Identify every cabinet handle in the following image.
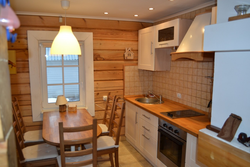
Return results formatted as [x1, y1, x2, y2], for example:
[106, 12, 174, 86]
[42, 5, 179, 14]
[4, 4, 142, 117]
[143, 114, 150, 120]
[142, 134, 150, 140]
[160, 43, 168, 46]
[142, 126, 150, 132]
[135, 112, 138, 124]
[151, 42, 153, 54]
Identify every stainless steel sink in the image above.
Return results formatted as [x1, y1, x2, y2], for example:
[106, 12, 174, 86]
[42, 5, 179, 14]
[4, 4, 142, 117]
[135, 97, 164, 104]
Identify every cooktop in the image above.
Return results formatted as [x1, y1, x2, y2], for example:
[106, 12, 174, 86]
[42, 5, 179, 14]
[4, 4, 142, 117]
[161, 109, 205, 119]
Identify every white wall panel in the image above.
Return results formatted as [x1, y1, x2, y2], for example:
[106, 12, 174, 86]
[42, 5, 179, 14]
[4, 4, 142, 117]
[212, 52, 250, 136]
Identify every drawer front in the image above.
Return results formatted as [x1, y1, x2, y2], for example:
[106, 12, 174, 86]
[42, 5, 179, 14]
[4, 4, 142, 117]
[139, 108, 158, 127]
[139, 126, 157, 165]
[139, 118, 158, 139]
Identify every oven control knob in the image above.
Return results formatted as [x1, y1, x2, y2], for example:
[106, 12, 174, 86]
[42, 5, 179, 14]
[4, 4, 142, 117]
[174, 130, 179, 134]
[168, 126, 173, 131]
[163, 123, 168, 128]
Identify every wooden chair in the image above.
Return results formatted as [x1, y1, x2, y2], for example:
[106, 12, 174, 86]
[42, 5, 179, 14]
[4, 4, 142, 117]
[85, 97, 125, 167]
[57, 119, 98, 167]
[12, 97, 44, 146]
[12, 112, 58, 167]
[98, 93, 117, 136]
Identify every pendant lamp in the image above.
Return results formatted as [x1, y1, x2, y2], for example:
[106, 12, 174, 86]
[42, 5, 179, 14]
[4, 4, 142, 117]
[50, 0, 81, 55]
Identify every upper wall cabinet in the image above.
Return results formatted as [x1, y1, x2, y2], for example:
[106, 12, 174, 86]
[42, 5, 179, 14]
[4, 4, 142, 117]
[138, 26, 155, 71]
[138, 26, 172, 71]
[155, 18, 192, 48]
[138, 18, 192, 71]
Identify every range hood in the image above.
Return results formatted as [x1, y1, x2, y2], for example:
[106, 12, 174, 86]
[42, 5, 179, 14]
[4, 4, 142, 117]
[171, 12, 215, 61]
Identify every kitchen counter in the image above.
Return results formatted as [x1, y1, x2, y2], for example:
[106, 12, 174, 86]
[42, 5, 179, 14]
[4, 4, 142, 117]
[124, 95, 210, 137]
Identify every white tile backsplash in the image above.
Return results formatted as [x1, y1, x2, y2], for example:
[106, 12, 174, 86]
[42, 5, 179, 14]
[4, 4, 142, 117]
[124, 60, 214, 112]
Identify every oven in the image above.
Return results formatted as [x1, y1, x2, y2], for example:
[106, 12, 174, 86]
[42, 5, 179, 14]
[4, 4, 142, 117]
[157, 119, 187, 167]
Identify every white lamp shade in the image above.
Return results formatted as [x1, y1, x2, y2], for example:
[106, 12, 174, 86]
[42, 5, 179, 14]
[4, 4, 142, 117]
[56, 95, 68, 105]
[50, 25, 81, 55]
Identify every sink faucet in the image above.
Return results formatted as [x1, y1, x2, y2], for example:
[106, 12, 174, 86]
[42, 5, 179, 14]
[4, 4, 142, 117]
[148, 91, 162, 103]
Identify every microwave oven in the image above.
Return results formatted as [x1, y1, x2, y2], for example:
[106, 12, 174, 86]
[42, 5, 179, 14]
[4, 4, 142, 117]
[155, 18, 192, 48]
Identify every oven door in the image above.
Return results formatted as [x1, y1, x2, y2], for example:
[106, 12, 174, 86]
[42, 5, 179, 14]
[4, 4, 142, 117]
[157, 128, 186, 167]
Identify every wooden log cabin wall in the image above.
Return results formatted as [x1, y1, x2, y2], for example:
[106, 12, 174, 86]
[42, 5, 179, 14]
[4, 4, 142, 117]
[8, 15, 152, 132]
[8, 5, 214, 132]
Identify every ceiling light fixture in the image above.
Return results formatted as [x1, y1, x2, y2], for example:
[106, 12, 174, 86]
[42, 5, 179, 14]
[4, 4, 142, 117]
[104, 12, 108, 14]
[50, 0, 81, 55]
[134, 14, 138, 17]
[149, 8, 154, 11]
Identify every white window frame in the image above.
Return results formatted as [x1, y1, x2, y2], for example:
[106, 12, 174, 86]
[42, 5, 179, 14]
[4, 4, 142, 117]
[39, 42, 85, 110]
[28, 31, 94, 121]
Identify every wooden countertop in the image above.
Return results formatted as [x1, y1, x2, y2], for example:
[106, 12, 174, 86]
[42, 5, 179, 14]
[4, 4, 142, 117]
[124, 95, 210, 137]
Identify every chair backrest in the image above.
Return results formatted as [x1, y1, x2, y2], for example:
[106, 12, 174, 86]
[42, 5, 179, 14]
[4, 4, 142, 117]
[59, 119, 98, 167]
[102, 93, 117, 132]
[109, 97, 125, 146]
[12, 112, 25, 161]
[12, 97, 26, 135]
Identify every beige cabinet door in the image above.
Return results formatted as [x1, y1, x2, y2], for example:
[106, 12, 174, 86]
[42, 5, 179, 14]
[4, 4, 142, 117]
[138, 26, 155, 71]
[125, 102, 140, 146]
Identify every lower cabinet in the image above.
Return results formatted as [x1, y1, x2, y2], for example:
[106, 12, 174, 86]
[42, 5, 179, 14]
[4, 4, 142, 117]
[125, 101, 158, 166]
[138, 117, 158, 165]
[125, 102, 140, 146]
[125, 101, 205, 167]
[185, 133, 206, 167]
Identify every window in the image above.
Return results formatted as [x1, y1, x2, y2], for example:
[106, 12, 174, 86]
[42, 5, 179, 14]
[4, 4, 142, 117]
[40, 43, 85, 110]
[28, 31, 94, 121]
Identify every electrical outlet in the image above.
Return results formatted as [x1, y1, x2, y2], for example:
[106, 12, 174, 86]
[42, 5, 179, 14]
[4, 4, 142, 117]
[177, 93, 182, 99]
[103, 96, 107, 101]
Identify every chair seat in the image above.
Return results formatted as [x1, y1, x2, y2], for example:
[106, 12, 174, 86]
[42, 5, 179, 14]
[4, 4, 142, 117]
[22, 143, 58, 162]
[84, 136, 119, 151]
[57, 154, 93, 167]
[24, 130, 44, 143]
[98, 124, 109, 134]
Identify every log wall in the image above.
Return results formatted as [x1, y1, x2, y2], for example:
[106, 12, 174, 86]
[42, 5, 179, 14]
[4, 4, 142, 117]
[9, 15, 149, 131]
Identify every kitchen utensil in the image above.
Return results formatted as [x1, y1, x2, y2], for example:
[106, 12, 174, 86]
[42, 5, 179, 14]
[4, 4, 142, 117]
[217, 113, 242, 142]
[206, 125, 221, 133]
[237, 132, 250, 147]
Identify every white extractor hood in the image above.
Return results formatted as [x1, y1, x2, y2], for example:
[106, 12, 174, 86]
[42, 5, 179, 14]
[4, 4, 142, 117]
[171, 11, 216, 61]
[178, 12, 211, 52]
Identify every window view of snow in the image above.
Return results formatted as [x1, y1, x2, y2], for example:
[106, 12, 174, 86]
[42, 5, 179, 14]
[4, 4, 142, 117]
[45, 48, 80, 103]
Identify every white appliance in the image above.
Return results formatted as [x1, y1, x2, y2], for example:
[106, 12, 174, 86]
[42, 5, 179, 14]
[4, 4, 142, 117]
[176, 13, 211, 52]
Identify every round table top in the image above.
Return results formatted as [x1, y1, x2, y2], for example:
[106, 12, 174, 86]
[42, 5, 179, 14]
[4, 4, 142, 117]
[42, 109, 102, 146]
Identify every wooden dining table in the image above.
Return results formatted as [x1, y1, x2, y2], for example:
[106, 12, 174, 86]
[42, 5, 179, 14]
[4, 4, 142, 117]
[42, 109, 102, 146]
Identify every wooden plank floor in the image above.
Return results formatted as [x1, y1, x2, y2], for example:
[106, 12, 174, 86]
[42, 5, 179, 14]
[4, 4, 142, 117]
[22, 137, 153, 167]
[98, 137, 153, 167]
